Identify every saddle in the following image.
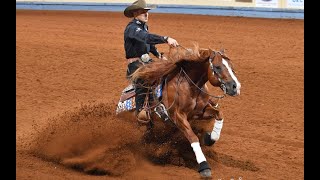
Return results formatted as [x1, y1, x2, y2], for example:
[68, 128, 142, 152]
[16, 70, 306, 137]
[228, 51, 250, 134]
[116, 81, 171, 122]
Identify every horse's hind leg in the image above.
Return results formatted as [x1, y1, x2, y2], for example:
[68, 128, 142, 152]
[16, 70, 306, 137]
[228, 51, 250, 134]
[175, 111, 211, 178]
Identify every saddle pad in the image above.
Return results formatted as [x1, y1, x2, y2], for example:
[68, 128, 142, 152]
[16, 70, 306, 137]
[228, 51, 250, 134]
[120, 91, 135, 102]
[116, 96, 135, 114]
[155, 84, 162, 98]
[122, 84, 135, 93]
[116, 83, 163, 115]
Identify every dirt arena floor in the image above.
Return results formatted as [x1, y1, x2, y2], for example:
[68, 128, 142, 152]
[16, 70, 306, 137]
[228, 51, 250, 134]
[16, 10, 304, 179]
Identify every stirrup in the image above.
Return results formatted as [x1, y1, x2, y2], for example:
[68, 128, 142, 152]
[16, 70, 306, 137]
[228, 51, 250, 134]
[154, 103, 170, 122]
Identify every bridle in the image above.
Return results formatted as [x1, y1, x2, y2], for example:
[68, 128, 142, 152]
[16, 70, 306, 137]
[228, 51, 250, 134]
[144, 47, 227, 123]
[175, 45, 227, 99]
[208, 50, 227, 94]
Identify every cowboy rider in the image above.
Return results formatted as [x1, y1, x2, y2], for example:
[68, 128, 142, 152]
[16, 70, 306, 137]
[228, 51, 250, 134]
[123, 0, 179, 122]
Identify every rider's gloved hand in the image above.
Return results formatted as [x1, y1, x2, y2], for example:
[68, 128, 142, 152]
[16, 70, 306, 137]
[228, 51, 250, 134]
[167, 37, 179, 47]
[164, 36, 179, 47]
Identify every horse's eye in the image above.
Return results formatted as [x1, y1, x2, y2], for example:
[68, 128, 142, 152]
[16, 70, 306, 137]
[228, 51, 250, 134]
[215, 66, 221, 70]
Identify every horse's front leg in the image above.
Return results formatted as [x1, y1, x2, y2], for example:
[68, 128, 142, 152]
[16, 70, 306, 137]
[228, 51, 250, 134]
[193, 84, 219, 119]
[203, 100, 224, 146]
[175, 110, 211, 178]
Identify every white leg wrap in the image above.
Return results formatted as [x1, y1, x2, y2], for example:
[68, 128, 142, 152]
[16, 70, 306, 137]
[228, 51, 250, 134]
[210, 119, 223, 141]
[191, 142, 206, 164]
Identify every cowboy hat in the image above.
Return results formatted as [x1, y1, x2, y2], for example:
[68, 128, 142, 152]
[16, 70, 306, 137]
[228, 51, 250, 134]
[124, 0, 155, 18]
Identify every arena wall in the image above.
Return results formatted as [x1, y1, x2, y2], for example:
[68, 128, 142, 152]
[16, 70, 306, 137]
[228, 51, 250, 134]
[16, 0, 304, 19]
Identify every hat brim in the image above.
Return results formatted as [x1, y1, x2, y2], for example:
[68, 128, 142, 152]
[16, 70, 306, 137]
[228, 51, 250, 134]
[124, 5, 153, 18]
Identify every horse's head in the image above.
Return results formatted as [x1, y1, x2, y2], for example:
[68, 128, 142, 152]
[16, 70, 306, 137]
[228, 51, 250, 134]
[205, 49, 241, 96]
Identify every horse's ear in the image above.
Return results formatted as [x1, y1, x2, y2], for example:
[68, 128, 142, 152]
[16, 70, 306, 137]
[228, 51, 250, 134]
[220, 48, 225, 54]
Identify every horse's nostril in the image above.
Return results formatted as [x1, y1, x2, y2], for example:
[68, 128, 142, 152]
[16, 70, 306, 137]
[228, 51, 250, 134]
[233, 84, 237, 90]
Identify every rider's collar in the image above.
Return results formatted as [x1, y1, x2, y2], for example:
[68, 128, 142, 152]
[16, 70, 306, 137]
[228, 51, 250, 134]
[133, 18, 145, 25]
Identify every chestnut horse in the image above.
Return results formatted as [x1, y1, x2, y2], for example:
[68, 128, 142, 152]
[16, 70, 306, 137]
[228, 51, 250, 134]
[121, 45, 241, 178]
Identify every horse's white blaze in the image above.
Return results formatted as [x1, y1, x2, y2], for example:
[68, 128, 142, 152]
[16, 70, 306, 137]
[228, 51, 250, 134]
[210, 119, 223, 141]
[191, 142, 206, 164]
[222, 58, 241, 95]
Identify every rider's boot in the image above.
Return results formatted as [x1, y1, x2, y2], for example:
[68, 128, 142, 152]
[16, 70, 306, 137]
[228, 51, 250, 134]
[137, 109, 148, 122]
[135, 93, 150, 123]
[135, 79, 150, 123]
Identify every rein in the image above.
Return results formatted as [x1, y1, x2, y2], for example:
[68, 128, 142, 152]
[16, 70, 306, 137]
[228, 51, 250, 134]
[142, 45, 226, 122]
[178, 45, 226, 99]
[180, 68, 225, 99]
[151, 65, 225, 113]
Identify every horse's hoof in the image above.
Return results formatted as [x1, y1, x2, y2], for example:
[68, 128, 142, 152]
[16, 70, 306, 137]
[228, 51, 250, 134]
[198, 161, 211, 178]
[199, 169, 212, 178]
[204, 132, 216, 146]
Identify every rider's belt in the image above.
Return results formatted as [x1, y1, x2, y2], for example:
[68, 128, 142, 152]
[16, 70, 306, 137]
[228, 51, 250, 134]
[127, 57, 140, 64]
[140, 54, 151, 63]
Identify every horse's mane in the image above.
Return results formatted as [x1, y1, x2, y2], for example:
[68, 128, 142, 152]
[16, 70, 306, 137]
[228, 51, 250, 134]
[130, 43, 212, 84]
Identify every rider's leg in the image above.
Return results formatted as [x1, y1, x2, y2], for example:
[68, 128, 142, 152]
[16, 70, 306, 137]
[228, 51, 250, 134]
[126, 61, 149, 121]
[135, 78, 148, 121]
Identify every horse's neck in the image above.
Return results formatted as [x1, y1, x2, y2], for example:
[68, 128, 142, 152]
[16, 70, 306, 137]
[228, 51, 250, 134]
[183, 62, 208, 88]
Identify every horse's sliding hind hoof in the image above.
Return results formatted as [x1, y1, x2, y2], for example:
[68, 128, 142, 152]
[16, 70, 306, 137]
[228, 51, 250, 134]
[204, 132, 216, 146]
[199, 161, 212, 178]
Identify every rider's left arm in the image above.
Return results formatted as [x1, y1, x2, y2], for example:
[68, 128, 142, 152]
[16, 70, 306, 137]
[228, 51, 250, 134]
[150, 44, 160, 58]
[150, 46, 167, 60]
